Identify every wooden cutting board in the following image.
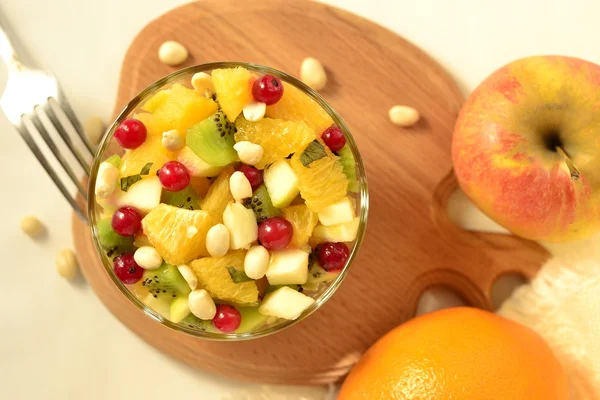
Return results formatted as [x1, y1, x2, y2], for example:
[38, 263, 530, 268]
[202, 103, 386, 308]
[72, 0, 550, 384]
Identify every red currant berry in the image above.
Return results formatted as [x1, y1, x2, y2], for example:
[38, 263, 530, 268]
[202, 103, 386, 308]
[238, 164, 263, 191]
[321, 126, 346, 152]
[258, 217, 293, 250]
[317, 242, 350, 272]
[158, 161, 190, 192]
[114, 119, 147, 149]
[252, 74, 284, 105]
[212, 304, 241, 333]
[111, 206, 142, 236]
[113, 254, 144, 284]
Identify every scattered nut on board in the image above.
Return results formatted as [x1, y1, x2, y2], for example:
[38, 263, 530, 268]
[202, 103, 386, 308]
[84, 116, 105, 145]
[300, 57, 327, 90]
[389, 105, 420, 127]
[20, 215, 44, 238]
[56, 249, 79, 280]
[158, 41, 189, 66]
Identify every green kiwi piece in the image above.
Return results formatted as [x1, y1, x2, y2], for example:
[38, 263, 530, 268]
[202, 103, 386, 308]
[338, 145, 359, 193]
[303, 262, 339, 291]
[141, 263, 191, 300]
[180, 314, 218, 332]
[243, 185, 281, 223]
[105, 154, 121, 168]
[235, 306, 270, 333]
[97, 218, 135, 259]
[161, 186, 201, 210]
[186, 110, 237, 167]
[142, 293, 171, 319]
[170, 296, 191, 323]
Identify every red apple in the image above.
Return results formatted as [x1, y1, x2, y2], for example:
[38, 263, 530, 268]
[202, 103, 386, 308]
[452, 55, 600, 242]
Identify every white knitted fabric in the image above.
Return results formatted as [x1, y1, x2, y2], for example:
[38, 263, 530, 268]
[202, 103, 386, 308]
[498, 253, 600, 400]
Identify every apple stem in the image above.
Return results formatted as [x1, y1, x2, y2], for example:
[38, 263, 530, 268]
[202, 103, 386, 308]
[556, 146, 580, 181]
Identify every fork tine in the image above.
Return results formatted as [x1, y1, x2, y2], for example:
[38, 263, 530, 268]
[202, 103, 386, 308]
[28, 110, 88, 200]
[54, 91, 95, 156]
[42, 101, 91, 176]
[15, 121, 88, 222]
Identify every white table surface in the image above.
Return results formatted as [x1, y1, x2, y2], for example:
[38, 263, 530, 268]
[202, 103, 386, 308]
[2, 1, 599, 399]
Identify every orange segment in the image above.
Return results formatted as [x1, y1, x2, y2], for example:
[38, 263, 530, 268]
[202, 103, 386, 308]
[119, 135, 173, 177]
[266, 82, 334, 134]
[200, 166, 235, 221]
[141, 204, 212, 265]
[290, 139, 348, 212]
[212, 67, 253, 122]
[282, 204, 318, 248]
[235, 118, 316, 169]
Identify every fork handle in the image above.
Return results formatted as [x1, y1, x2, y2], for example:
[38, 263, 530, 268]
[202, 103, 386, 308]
[0, 14, 23, 68]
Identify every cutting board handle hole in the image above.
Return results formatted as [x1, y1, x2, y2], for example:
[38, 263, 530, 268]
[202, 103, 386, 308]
[491, 273, 529, 310]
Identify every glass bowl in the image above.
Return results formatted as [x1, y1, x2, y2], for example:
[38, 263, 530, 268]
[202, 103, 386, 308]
[88, 62, 368, 340]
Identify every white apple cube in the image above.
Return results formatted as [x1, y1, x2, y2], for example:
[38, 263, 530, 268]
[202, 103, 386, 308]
[118, 176, 162, 215]
[266, 249, 309, 285]
[258, 286, 315, 320]
[318, 196, 355, 226]
[313, 217, 360, 243]
[222, 202, 258, 250]
[264, 159, 299, 208]
[177, 146, 223, 177]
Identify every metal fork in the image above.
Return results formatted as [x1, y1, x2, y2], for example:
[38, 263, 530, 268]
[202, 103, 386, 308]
[0, 14, 93, 222]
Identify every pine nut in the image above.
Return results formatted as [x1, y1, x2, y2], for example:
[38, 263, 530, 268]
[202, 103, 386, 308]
[233, 141, 264, 166]
[20, 215, 44, 238]
[244, 245, 269, 280]
[133, 246, 163, 270]
[389, 105, 420, 127]
[188, 289, 217, 320]
[206, 223, 230, 257]
[177, 264, 198, 290]
[158, 41, 189, 66]
[56, 249, 78, 280]
[300, 57, 327, 90]
[242, 101, 266, 121]
[162, 129, 185, 151]
[84, 116, 105, 145]
[229, 171, 253, 202]
[191, 72, 214, 98]
[95, 161, 119, 199]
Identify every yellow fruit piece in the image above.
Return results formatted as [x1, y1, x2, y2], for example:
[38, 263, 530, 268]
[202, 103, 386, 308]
[133, 233, 152, 248]
[212, 67, 253, 122]
[133, 113, 161, 136]
[290, 140, 349, 211]
[189, 251, 258, 305]
[120, 135, 173, 177]
[266, 83, 334, 134]
[142, 204, 212, 265]
[143, 84, 218, 135]
[190, 176, 212, 198]
[235, 118, 316, 169]
[282, 204, 318, 248]
[200, 166, 235, 220]
[141, 90, 170, 113]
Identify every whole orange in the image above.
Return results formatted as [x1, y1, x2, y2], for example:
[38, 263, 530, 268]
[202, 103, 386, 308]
[339, 307, 568, 400]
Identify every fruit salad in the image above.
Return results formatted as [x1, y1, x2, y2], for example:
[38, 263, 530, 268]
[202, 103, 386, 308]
[92, 65, 363, 336]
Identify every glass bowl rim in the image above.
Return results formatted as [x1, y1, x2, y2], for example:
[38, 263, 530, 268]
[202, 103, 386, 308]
[87, 61, 369, 341]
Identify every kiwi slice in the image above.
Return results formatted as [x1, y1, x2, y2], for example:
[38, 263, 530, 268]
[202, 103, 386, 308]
[303, 262, 339, 291]
[161, 186, 201, 210]
[142, 293, 171, 319]
[338, 145, 359, 193]
[105, 154, 122, 168]
[170, 295, 191, 323]
[97, 217, 135, 259]
[235, 306, 270, 333]
[243, 185, 281, 223]
[180, 314, 218, 332]
[141, 263, 191, 300]
[186, 110, 237, 167]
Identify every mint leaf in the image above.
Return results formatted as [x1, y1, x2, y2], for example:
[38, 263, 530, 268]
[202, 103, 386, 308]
[140, 162, 153, 176]
[299, 140, 326, 167]
[227, 266, 253, 283]
[120, 163, 154, 192]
